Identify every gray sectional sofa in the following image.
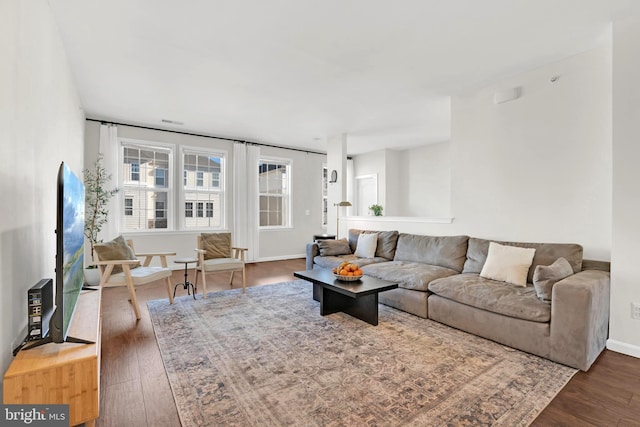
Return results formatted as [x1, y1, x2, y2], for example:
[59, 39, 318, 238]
[305, 229, 610, 371]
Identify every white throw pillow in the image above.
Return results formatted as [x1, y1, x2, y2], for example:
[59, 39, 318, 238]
[480, 242, 536, 287]
[354, 233, 378, 258]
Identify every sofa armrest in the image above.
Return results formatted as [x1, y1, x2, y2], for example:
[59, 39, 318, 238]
[550, 270, 610, 371]
[306, 242, 319, 270]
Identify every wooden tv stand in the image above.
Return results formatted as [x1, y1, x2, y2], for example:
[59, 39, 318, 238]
[3, 289, 102, 427]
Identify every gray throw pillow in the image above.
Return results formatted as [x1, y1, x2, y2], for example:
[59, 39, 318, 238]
[93, 235, 138, 274]
[533, 257, 574, 302]
[317, 238, 352, 256]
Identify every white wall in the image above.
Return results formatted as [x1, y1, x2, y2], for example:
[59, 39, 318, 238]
[384, 150, 403, 216]
[346, 46, 612, 262]
[85, 121, 327, 262]
[0, 0, 85, 397]
[353, 149, 386, 213]
[398, 142, 451, 217]
[258, 145, 327, 260]
[353, 144, 451, 218]
[326, 134, 348, 236]
[610, 16, 640, 357]
[450, 46, 612, 260]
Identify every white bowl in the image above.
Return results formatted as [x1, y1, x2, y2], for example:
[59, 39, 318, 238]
[334, 274, 363, 282]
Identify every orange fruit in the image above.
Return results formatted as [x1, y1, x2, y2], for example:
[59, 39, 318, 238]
[354, 269, 363, 276]
[346, 272, 354, 276]
[339, 269, 349, 275]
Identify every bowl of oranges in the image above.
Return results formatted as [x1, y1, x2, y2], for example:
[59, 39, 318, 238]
[332, 262, 364, 281]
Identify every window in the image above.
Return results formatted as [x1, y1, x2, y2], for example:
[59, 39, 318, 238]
[130, 162, 140, 181]
[122, 143, 172, 230]
[322, 166, 328, 226]
[155, 201, 165, 218]
[155, 169, 166, 186]
[183, 150, 225, 228]
[119, 143, 228, 231]
[258, 158, 291, 227]
[124, 198, 133, 216]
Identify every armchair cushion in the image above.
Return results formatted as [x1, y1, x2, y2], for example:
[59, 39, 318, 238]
[200, 258, 244, 272]
[94, 235, 138, 274]
[101, 266, 171, 286]
[202, 233, 232, 260]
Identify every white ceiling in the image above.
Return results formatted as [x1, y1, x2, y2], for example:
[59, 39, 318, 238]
[49, 0, 635, 155]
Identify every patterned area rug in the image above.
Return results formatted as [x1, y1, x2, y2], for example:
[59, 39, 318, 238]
[147, 280, 576, 427]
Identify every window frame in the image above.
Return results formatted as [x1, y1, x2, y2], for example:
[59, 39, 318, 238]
[129, 162, 140, 182]
[124, 197, 133, 216]
[119, 138, 175, 232]
[258, 156, 293, 229]
[180, 146, 227, 231]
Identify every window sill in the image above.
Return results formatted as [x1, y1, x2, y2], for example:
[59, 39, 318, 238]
[259, 226, 294, 232]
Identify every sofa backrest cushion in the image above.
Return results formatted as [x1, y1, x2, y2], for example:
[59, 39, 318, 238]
[348, 229, 399, 260]
[462, 237, 583, 283]
[317, 238, 352, 256]
[393, 234, 469, 272]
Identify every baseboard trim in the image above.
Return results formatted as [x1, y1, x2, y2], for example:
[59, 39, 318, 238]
[606, 339, 640, 359]
[256, 254, 305, 263]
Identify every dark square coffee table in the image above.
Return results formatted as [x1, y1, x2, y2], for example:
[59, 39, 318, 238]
[294, 269, 398, 326]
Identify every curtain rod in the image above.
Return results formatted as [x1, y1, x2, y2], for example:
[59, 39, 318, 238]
[86, 118, 328, 156]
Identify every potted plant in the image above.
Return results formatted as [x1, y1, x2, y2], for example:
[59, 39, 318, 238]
[369, 204, 383, 216]
[83, 153, 118, 285]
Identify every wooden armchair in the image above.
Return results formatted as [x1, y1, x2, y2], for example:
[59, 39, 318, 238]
[194, 233, 247, 298]
[94, 237, 175, 320]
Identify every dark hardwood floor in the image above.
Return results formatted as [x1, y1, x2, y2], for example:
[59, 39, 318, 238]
[97, 258, 640, 426]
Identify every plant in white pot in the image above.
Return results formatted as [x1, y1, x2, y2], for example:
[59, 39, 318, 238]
[369, 204, 383, 216]
[83, 153, 118, 285]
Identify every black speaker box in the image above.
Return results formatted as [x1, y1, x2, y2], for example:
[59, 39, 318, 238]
[27, 278, 53, 341]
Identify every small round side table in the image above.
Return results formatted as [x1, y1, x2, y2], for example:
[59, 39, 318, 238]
[173, 257, 198, 300]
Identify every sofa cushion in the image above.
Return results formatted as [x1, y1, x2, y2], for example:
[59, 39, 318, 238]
[362, 261, 459, 292]
[313, 255, 388, 270]
[462, 238, 583, 284]
[348, 229, 399, 260]
[354, 233, 378, 258]
[533, 257, 574, 301]
[317, 238, 351, 256]
[393, 234, 469, 272]
[480, 242, 536, 287]
[428, 273, 551, 323]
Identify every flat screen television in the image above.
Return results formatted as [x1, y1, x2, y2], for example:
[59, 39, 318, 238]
[24, 162, 93, 349]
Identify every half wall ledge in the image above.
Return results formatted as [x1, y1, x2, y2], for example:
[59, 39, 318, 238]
[344, 216, 454, 224]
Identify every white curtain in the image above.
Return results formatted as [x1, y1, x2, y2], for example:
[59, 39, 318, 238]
[232, 143, 248, 255]
[232, 143, 260, 262]
[98, 123, 121, 240]
[246, 144, 260, 262]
